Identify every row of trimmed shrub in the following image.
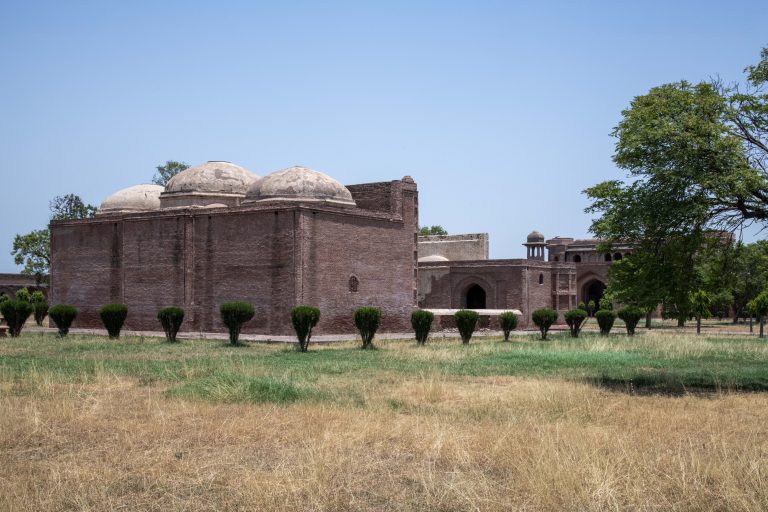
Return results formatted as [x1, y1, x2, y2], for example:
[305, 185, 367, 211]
[531, 305, 645, 340]
[2, 298, 644, 347]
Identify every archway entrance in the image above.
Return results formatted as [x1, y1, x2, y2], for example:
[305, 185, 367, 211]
[466, 284, 486, 309]
[583, 280, 606, 307]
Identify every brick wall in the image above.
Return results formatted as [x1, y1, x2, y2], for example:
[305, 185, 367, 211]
[50, 179, 418, 335]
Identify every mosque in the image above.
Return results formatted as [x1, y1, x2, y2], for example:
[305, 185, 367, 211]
[49, 161, 625, 334]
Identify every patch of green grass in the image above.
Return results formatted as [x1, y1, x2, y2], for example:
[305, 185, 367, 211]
[166, 374, 315, 404]
[2, 331, 768, 396]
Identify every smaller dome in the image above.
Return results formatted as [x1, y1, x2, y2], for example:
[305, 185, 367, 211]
[245, 166, 356, 207]
[97, 184, 164, 215]
[418, 254, 449, 263]
[527, 230, 545, 243]
[165, 161, 258, 195]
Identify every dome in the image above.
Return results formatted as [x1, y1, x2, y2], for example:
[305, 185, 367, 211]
[97, 184, 164, 215]
[165, 161, 258, 195]
[245, 166, 356, 207]
[418, 254, 449, 263]
[526, 230, 545, 243]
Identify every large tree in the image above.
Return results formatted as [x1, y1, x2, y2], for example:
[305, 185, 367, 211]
[11, 194, 97, 282]
[585, 48, 768, 320]
[152, 160, 189, 186]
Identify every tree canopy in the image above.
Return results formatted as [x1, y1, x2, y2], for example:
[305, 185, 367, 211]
[585, 47, 768, 319]
[418, 225, 448, 236]
[152, 160, 189, 186]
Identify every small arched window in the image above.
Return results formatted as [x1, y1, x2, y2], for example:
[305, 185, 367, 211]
[554, 256, 559, 262]
[538, 273, 544, 285]
[349, 275, 359, 292]
[604, 253, 612, 262]
[574, 255, 582, 263]
[613, 253, 623, 261]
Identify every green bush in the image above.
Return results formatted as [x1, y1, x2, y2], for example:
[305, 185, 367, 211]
[0, 293, 8, 304]
[291, 305, 321, 352]
[33, 301, 49, 326]
[410, 309, 434, 345]
[15, 288, 31, 303]
[617, 305, 644, 336]
[587, 300, 596, 316]
[564, 308, 588, 337]
[354, 307, 381, 349]
[499, 311, 518, 341]
[157, 307, 185, 342]
[532, 308, 558, 340]
[454, 309, 479, 344]
[48, 304, 78, 337]
[599, 296, 613, 311]
[0, 299, 33, 337]
[30, 290, 45, 303]
[578, 301, 586, 311]
[595, 309, 616, 335]
[220, 301, 255, 345]
[99, 303, 128, 339]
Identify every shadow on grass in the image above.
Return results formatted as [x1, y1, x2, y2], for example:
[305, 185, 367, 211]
[592, 368, 768, 395]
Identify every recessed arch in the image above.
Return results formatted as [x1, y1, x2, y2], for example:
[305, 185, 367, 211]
[613, 252, 623, 261]
[465, 284, 487, 309]
[581, 279, 606, 307]
[604, 253, 612, 262]
[573, 255, 582, 263]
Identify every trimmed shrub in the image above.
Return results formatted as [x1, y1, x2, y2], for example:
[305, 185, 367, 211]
[410, 309, 434, 346]
[0, 293, 8, 304]
[291, 305, 321, 352]
[564, 308, 588, 337]
[99, 303, 128, 339]
[617, 305, 643, 336]
[454, 309, 479, 344]
[354, 307, 381, 349]
[599, 296, 613, 311]
[578, 301, 586, 311]
[48, 304, 78, 337]
[220, 301, 255, 345]
[157, 307, 185, 342]
[587, 300, 596, 316]
[33, 301, 49, 326]
[30, 290, 45, 303]
[595, 309, 616, 335]
[499, 311, 518, 341]
[0, 299, 33, 337]
[15, 288, 31, 303]
[532, 308, 558, 341]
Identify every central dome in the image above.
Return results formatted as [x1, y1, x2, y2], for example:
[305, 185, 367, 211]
[245, 166, 356, 207]
[160, 161, 259, 208]
[165, 161, 257, 195]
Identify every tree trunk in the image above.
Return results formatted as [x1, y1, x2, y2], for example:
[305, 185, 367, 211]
[750, 317, 754, 333]
[677, 317, 685, 328]
[760, 318, 764, 339]
[645, 312, 652, 329]
[696, 317, 701, 335]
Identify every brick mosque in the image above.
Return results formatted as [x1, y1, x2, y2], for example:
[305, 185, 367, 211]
[50, 161, 628, 334]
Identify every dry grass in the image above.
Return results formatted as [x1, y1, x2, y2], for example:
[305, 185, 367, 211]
[2, 367, 767, 511]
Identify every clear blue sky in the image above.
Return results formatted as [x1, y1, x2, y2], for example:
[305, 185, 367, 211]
[1, 1, 766, 272]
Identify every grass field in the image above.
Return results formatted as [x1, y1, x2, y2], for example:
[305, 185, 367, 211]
[2, 330, 767, 511]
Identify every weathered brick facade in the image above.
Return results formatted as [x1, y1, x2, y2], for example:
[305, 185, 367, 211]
[50, 178, 418, 335]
